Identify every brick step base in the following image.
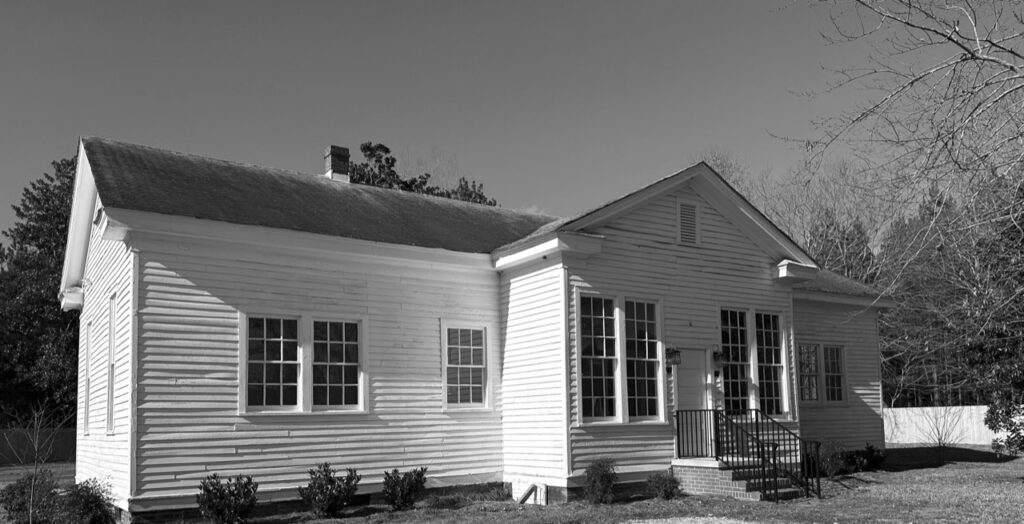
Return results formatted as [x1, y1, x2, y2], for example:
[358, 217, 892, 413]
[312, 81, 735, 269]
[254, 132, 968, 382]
[672, 462, 810, 502]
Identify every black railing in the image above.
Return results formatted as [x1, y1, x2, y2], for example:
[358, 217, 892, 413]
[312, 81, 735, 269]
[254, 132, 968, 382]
[714, 410, 779, 501]
[674, 408, 822, 499]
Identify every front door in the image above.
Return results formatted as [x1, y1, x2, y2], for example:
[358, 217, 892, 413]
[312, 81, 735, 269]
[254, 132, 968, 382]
[675, 348, 711, 456]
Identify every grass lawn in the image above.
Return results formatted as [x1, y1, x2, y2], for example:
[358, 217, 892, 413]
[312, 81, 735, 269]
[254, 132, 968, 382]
[3, 446, 1021, 523]
[258, 446, 1023, 524]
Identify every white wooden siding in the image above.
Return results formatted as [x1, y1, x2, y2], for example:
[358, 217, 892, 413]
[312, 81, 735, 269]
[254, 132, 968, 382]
[566, 185, 795, 478]
[76, 201, 134, 507]
[499, 260, 568, 482]
[793, 300, 884, 448]
[129, 233, 503, 509]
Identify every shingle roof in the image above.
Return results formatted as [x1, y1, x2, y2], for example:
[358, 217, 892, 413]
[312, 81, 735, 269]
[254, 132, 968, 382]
[793, 269, 882, 298]
[82, 137, 559, 254]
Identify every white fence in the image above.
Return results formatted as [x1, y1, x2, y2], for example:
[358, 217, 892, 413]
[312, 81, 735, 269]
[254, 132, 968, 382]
[883, 405, 1003, 446]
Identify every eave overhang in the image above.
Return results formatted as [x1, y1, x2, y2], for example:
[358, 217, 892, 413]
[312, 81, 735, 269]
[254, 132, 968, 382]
[793, 289, 896, 309]
[59, 140, 98, 311]
[492, 232, 603, 271]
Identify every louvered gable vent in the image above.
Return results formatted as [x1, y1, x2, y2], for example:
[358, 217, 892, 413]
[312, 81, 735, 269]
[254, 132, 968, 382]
[678, 200, 699, 245]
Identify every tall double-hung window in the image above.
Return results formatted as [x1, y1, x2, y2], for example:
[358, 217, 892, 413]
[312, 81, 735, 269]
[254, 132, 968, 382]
[243, 314, 364, 413]
[720, 309, 787, 415]
[579, 294, 664, 423]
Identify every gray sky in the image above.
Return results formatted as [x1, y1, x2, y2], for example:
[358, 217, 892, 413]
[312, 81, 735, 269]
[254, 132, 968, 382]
[0, 0, 861, 234]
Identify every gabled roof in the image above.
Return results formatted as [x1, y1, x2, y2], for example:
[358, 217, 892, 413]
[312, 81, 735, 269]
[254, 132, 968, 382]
[81, 137, 559, 254]
[494, 162, 818, 267]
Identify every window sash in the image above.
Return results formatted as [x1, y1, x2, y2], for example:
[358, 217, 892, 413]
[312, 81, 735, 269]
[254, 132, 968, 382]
[107, 294, 116, 435]
[824, 345, 845, 402]
[312, 321, 360, 407]
[755, 313, 783, 415]
[246, 317, 300, 408]
[580, 296, 617, 419]
[798, 344, 820, 402]
[720, 309, 749, 413]
[445, 327, 485, 405]
[625, 300, 659, 419]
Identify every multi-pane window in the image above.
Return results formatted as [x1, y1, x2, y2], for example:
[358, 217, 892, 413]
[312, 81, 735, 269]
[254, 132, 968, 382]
[798, 344, 819, 401]
[824, 345, 845, 402]
[755, 313, 783, 415]
[313, 321, 359, 407]
[84, 322, 91, 435]
[445, 327, 485, 405]
[247, 317, 299, 407]
[107, 294, 116, 434]
[580, 296, 617, 418]
[797, 343, 845, 404]
[625, 301, 659, 418]
[720, 309, 749, 413]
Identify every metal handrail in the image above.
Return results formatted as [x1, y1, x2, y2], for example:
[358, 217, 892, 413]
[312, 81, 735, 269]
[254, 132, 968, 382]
[713, 411, 778, 501]
[675, 408, 823, 499]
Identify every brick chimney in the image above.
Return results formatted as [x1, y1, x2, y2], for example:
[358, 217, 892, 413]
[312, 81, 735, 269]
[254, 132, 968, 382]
[324, 145, 350, 183]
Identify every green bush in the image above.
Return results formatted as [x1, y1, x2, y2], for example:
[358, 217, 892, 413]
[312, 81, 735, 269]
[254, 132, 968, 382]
[382, 467, 427, 511]
[0, 470, 60, 523]
[298, 463, 360, 518]
[195, 473, 259, 524]
[645, 470, 679, 500]
[584, 458, 617, 504]
[817, 441, 847, 478]
[58, 479, 116, 524]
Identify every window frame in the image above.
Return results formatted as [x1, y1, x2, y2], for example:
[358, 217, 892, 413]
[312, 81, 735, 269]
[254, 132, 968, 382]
[238, 312, 368, 415]
[716, 306, 793, 417]
[575, 289, 666, 426]
[310, 317, 366, 412]
[83, 321, 91, 436]
[797, 342, 848, 407]
[106, 292, 116, 435]
[439, 320, 491, 411]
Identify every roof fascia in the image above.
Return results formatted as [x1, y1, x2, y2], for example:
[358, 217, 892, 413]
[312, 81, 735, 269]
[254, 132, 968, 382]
[102, 207, 496, 271]
[59, 140, 98, 311]
[560, 165, 703, 232]
[492, 232, 603, 271]
[690, 174, 817, 266]
[793, 289, 895, 309]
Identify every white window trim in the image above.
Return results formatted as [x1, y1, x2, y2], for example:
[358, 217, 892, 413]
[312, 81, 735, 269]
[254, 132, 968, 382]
[575, 289, 667, 426]
[106, 292, 116, 435]
[717, 305, 793, 418]
[237, 312, 369, 415]
[797, 342, 849, 408]
[439, 320, 492, 411]
[676, 197, 701, 246]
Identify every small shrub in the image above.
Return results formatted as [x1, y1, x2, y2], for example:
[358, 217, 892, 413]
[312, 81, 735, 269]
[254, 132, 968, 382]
[817, 441, 846, 478]
[645, 470, 679, 500]
[382, 467, 427, 511]
[58, 479, 116, 524]
[856, 443, 887, 470]
[298, 463, 360, 518]
[584, 458, 617, 504]
[195, 473, 259, 524]
[0, 470, 60, 523]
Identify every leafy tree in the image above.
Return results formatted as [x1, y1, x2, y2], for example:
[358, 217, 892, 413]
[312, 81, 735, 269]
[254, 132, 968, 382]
[350, 142, 497, 206]
[0, 158, 79, 423]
